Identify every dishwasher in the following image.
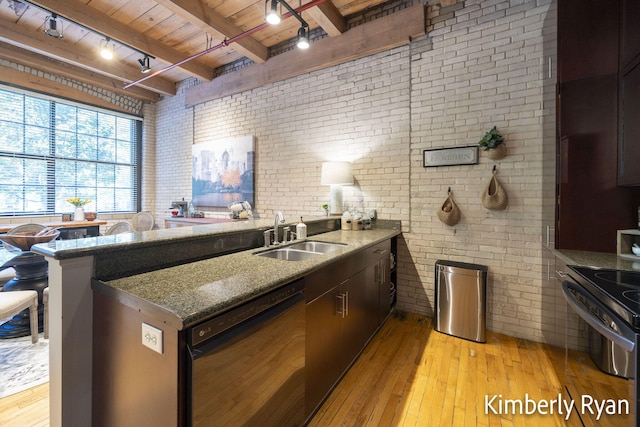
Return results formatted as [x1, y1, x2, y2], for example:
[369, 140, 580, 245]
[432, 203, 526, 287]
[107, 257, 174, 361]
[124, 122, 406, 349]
[187, 279, 305, 427]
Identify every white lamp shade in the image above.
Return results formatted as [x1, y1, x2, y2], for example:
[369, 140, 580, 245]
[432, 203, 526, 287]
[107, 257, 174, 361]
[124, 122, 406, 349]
[321, 161, 354, 186]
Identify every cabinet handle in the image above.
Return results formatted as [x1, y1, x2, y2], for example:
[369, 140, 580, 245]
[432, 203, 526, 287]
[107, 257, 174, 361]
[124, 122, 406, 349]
[336, 293, 346, 318]
[345, 291, 349, 317]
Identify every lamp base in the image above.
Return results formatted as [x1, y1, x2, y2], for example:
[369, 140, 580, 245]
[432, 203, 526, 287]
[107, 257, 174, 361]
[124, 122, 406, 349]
[329, 185, 344, 216]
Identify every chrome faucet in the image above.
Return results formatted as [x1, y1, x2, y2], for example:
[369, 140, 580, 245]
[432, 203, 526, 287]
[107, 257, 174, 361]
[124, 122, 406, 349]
[273, 211, 285, 245]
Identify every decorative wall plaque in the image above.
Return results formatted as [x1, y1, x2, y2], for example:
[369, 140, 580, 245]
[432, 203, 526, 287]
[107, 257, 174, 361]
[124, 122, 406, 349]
[423, 146, 479, 167]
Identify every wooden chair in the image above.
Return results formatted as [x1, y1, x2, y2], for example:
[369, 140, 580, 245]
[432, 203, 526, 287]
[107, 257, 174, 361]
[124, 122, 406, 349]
[0, 290, 39, 343]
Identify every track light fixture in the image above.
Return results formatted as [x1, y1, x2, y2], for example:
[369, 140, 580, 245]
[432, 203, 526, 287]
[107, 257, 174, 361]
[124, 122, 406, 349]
[296, 26, 309, 49]
[138, 55, 151, 73]
[44, 13, 64, 39]
[99, 38, 114, 60]
[265, 0, 311, 49]
[265, 0, 281, 25]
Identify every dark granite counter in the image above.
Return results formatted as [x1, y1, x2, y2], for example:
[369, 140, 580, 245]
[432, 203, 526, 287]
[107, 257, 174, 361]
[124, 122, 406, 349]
[92, 228, 400, 330]
[32, 217, 349, 280]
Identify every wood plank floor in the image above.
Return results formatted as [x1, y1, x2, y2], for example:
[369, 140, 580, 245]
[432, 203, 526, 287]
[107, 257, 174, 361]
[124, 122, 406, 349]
[0, 312, 630, 426]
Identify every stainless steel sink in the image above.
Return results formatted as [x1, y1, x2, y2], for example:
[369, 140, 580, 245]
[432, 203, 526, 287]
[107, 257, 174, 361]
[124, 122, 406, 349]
[255, 241, 347, 261]
[287, 241, 347, 253]
[255, 248, 322, 261]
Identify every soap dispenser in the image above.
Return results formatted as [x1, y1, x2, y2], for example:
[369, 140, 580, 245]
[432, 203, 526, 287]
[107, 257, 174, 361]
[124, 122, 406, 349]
[296, 217, 307, 239]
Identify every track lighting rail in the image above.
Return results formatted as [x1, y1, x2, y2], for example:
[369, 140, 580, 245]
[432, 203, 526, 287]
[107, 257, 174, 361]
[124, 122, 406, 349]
[123, 0, 328, 90]
[22, 0, 153, 59]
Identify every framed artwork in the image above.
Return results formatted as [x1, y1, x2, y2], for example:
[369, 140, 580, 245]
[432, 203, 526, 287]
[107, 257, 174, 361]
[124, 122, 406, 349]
[192, 135, 255, 208]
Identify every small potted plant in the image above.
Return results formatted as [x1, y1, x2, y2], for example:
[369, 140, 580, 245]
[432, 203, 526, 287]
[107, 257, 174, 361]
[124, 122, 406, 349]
[321, 204, 329, 216]
[478, 126, 506, 160]
[67, 198, 92, 221]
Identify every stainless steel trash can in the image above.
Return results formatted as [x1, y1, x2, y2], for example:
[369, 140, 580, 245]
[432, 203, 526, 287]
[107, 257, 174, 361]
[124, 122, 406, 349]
[435, 260, 488, 343]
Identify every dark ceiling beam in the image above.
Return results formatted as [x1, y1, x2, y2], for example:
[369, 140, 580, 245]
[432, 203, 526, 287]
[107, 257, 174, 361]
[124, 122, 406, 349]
[27, 0, 214, 81]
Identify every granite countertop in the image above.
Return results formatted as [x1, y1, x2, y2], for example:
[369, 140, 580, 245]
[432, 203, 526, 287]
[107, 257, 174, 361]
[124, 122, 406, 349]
[31, 217, 285, 260]
[552, 248, 640, 272]
[92, 229, 400, 331]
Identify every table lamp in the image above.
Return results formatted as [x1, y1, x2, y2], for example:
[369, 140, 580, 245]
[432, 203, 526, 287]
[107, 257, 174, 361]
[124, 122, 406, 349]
[321, 161, 354, 215]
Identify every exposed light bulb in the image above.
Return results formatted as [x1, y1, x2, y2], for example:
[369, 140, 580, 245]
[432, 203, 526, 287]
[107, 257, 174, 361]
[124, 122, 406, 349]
[297, 27, 309, 49]
[265, 0, 281, 25]
[100, 39, 114, 60]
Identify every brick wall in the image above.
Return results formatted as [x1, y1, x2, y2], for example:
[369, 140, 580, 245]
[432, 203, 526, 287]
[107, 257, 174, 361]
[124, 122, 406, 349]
[152, 0, 558, 343]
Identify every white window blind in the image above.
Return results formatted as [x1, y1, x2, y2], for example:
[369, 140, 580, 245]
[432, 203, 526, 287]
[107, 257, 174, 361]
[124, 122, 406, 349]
[0, 86, 141, 216]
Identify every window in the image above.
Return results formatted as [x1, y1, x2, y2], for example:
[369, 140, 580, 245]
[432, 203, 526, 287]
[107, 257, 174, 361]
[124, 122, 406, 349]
[0, 86, 141, 216]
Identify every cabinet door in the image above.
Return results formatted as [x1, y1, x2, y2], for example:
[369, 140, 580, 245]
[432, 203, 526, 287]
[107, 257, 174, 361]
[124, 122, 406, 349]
[378, 255, 392, 324]
[621, 0, 640, 68]
[619, 61, 640, 185]
[305, 284, 345, 417]
[340, 270, 370, 362]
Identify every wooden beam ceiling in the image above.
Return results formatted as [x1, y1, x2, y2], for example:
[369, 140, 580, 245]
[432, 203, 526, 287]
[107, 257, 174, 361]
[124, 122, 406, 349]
[185, 3, 426, 106]
[27, 0, 213, 81]
[0, 0, 421, 106]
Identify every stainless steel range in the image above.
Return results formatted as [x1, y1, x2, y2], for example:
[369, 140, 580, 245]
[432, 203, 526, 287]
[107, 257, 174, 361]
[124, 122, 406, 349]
[562, 266, 639, 426]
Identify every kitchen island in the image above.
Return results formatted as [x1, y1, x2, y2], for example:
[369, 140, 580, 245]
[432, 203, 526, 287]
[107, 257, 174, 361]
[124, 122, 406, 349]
[31, 217, 400, 427]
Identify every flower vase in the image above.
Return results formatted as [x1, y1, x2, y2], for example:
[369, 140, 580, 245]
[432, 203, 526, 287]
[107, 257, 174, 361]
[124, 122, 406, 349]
[74, 207, 85, 221]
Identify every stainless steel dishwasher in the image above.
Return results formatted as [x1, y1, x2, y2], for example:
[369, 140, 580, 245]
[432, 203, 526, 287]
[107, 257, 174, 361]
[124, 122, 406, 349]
[435, 260, 488, 343]
[187, 279, 305, 427]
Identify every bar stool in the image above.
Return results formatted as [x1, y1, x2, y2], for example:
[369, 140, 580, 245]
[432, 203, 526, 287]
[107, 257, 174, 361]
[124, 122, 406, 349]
[0, 290, 39, 343]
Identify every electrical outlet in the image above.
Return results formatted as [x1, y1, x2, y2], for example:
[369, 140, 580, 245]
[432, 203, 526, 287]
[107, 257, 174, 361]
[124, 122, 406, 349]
[141, 323, 163, 354]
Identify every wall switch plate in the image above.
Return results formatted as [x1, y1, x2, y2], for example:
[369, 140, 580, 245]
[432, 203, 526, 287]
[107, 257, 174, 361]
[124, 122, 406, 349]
[141, 323, 163, 354]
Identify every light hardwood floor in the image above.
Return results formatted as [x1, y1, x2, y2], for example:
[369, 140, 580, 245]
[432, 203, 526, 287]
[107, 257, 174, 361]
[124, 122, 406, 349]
[0, 312, 630, 426]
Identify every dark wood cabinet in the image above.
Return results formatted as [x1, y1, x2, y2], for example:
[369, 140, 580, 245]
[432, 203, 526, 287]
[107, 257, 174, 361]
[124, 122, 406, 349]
[621, 0, 640, 68]
[558, 0, 619, 82]
[556, 0, 640, 251]
[618, 60, 640, 186]
[305, 238, 393, 420]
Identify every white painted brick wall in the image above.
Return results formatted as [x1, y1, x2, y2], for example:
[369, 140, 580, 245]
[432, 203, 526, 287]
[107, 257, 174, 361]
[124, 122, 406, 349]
[152, 0, 558, 344]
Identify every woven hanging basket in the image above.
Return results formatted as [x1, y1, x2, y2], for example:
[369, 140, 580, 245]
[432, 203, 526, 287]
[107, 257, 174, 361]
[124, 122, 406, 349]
[437, 191, 461, 226]
[481, 170, 508, 210]
[485, 143, 507, 160]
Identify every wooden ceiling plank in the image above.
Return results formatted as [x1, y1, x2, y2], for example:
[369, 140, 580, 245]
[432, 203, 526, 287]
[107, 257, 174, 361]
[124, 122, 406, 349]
[185, 3, 426, 106]
[155, 0, 269, 64]
[27, 0, 213, 81]
[0, 43, 160, 102]
[306, 1, 346, 37]
[0, 64, 138, 114]
[0, 19, 177, 96]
